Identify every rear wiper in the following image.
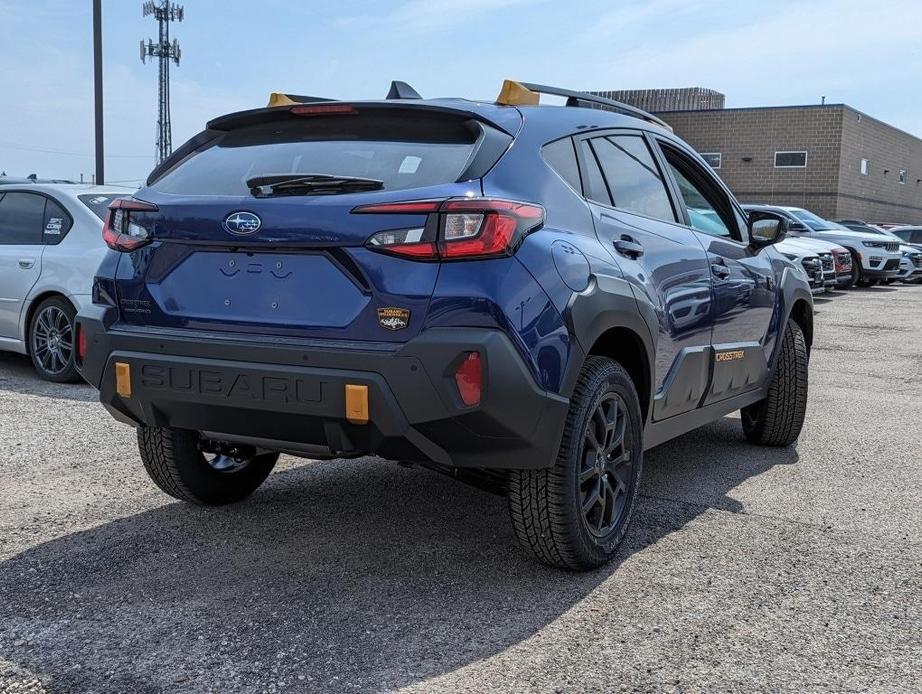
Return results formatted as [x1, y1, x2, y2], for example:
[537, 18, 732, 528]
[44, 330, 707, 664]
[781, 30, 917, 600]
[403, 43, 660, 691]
[247, 173, 384, 197]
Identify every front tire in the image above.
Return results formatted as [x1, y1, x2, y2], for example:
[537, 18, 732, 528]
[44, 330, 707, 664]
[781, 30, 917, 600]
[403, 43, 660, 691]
[741, 320, 808, 446]
[138, 427, 279, 505]
[29, 296, 81, 383]
[508, 357, 643, 571]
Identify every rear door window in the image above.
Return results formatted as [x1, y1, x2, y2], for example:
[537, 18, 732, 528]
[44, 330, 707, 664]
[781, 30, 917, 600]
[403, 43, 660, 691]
[0, 192, 46, 244]
[149, 112, 492, 196]
[578, 140, 612, 205]
[589, 135, 676, 222]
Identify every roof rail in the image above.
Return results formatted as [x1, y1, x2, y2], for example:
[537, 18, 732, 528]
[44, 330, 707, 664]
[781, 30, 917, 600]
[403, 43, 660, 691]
[497, 80, 672, 132]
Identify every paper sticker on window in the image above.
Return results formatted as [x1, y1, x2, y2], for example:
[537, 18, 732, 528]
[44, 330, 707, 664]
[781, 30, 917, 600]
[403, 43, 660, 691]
[90, 196, 108, 204]
[398, 156, 422, 174]
[45, 218, 63, 235]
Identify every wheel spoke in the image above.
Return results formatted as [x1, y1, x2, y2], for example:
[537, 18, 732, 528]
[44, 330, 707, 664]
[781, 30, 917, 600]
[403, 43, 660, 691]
[582, 487, 601, 515]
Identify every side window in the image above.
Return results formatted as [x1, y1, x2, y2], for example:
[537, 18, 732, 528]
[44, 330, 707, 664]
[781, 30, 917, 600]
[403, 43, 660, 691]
[912, 230, 922, 244]
[42, 197, 73, 244]
[589, 135, 676, 222]
[661, 147, 742, 241]
[542, 138, 582, 193]
[0, 192, 47, 245]
[579, 140, 611, 205]
[578, 140, 612, 205]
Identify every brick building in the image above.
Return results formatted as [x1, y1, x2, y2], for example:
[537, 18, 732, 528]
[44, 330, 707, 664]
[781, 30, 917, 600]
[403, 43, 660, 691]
[654, 104, 922, 224]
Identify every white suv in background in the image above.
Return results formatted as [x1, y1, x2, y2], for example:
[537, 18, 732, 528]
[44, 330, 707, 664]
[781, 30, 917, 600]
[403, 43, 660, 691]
[0, 182, 129, 381]
[743, 204, 902, 287]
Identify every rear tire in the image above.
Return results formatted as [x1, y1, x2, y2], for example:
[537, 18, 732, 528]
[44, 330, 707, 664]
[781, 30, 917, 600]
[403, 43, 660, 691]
[741, 320, 808, 446]
[507, 357, 643, 571]
[138, 427, 279, 505]
[28, 296, 81, 383]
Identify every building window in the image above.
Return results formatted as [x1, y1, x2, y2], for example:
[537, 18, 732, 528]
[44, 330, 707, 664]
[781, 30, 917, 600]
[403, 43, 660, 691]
[774, 151, 807, 168]
[860, 158, 870, 176]
[899, 169, 907, 184]
[700, 152, 721, 169]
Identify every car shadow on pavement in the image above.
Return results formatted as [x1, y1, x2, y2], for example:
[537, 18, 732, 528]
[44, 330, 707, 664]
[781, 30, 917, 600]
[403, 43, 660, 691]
[0, 416, 797, 693]
[0, 353, 97, 403]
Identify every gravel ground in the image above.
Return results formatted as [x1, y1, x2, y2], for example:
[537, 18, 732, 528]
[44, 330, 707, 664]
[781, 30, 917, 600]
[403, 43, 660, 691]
[1, 285, 920, 693]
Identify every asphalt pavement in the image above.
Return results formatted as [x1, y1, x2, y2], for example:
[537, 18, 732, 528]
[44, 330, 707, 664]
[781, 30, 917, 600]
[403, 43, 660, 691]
[1, 284, 920, 693]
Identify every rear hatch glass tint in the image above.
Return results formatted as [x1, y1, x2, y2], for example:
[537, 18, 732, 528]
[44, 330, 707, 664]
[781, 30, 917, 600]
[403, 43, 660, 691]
[149, 111, 486, 196]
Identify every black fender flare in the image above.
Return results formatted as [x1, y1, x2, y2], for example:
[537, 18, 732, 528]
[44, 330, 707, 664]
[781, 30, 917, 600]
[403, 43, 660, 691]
[560, 273, 657, 404]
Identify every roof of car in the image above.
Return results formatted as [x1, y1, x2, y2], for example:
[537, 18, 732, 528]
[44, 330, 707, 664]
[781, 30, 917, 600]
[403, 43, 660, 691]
[0, 183, 134, 200]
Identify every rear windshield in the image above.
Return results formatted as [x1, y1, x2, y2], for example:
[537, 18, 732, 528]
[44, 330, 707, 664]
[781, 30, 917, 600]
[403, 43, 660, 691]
[150, 114, 481, 196]
[78, 194, 128, 220]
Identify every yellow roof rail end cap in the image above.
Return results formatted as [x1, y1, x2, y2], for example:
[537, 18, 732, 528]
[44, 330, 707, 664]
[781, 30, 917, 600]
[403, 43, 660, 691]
[496, 80, 540, 106]
[267, 92, 299, 108]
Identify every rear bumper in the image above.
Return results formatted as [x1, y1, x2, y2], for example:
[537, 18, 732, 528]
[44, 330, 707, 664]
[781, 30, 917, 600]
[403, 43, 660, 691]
[76, 307, 570, 470]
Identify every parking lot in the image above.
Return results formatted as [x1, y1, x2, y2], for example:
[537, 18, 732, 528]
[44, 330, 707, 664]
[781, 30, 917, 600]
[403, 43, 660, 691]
[0, 285, 919, 693]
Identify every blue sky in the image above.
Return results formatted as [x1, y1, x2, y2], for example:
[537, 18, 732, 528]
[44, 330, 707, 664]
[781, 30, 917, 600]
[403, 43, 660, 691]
[2, 0, 921, 185]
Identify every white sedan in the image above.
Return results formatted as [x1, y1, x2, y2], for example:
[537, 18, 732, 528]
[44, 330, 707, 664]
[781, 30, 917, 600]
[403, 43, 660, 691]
[0, 181, 129, 381]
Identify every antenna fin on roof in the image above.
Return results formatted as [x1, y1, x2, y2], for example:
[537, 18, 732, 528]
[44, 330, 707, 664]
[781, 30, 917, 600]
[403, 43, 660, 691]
[386, 81, 422, 100]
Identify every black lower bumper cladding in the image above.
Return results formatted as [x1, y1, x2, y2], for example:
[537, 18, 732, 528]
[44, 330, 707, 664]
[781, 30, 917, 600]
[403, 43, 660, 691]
[76, 306, 569, 470]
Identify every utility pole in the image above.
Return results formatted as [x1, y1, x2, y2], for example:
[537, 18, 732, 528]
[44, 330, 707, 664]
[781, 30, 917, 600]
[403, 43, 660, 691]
[93, 0, 104, 184]
[140, 1, 183, 166]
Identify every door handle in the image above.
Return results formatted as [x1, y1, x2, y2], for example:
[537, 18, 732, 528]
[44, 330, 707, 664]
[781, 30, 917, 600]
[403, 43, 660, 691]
[711, 263, 731, 279]
[614, 236, 644, 258]
[18, 259, 35, 270]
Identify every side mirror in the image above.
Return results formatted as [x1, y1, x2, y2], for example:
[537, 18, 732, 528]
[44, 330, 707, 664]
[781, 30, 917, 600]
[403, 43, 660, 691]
[788, 221, 810, 233]
[748, 210, 787, 248]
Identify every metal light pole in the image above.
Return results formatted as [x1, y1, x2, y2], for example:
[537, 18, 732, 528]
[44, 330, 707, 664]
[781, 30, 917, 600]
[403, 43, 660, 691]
[93, 0, 104, 185]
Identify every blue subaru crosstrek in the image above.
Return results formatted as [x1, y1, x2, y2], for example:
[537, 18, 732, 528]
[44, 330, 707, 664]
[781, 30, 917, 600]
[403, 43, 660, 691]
[76, 81, 813, 570]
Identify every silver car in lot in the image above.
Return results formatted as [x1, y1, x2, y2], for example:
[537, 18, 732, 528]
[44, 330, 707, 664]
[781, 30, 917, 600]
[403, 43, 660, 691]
[0, 182, 129, 381]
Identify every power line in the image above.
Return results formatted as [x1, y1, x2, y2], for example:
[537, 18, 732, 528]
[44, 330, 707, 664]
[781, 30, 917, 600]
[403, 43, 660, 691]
[0, 141, 151, 159]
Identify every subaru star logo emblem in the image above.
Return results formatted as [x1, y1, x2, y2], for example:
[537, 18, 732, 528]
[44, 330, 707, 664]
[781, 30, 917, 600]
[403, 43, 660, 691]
[224, 211, 262, 236]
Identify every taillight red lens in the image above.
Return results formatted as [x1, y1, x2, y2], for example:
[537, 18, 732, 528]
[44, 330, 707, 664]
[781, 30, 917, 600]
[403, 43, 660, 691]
[75, 323, 87, 365]
[355, 198, 544, 261]
[103, 198, 158, 252]
[454, 352, 482, 407]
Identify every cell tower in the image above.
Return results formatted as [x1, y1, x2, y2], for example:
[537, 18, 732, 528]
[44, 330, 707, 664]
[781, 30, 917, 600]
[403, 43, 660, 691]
[140, 1, 183, 165]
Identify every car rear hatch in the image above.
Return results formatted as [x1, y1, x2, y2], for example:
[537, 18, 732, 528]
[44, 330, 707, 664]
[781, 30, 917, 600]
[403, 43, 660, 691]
[109, 103, 516, 342]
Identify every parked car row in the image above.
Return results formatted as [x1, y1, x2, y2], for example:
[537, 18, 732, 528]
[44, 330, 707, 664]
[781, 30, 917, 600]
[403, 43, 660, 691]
[742, 204, 922, 292]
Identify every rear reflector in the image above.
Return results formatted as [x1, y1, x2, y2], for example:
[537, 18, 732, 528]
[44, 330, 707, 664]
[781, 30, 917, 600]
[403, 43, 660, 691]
[454, 352, 482, 407]
[75, 324, 87, 366]
[115, 362, 132, 398]
[345, 384, 369, 424]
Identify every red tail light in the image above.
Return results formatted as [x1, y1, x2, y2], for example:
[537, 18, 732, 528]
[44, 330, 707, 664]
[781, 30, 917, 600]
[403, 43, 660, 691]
[355, 198, 544, 261]
[454, 352, 482, 407]
[103, 198, 159, 252]
[75, 323, 87, 365]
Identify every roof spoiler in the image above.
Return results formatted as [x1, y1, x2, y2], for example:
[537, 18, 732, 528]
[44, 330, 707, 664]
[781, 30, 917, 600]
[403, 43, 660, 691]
[495, 80, 673, 132]
[266, 81, 423, 108]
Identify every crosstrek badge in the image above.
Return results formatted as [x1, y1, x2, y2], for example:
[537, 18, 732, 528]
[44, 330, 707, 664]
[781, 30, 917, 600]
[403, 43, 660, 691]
[377, 307, 410, 331]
